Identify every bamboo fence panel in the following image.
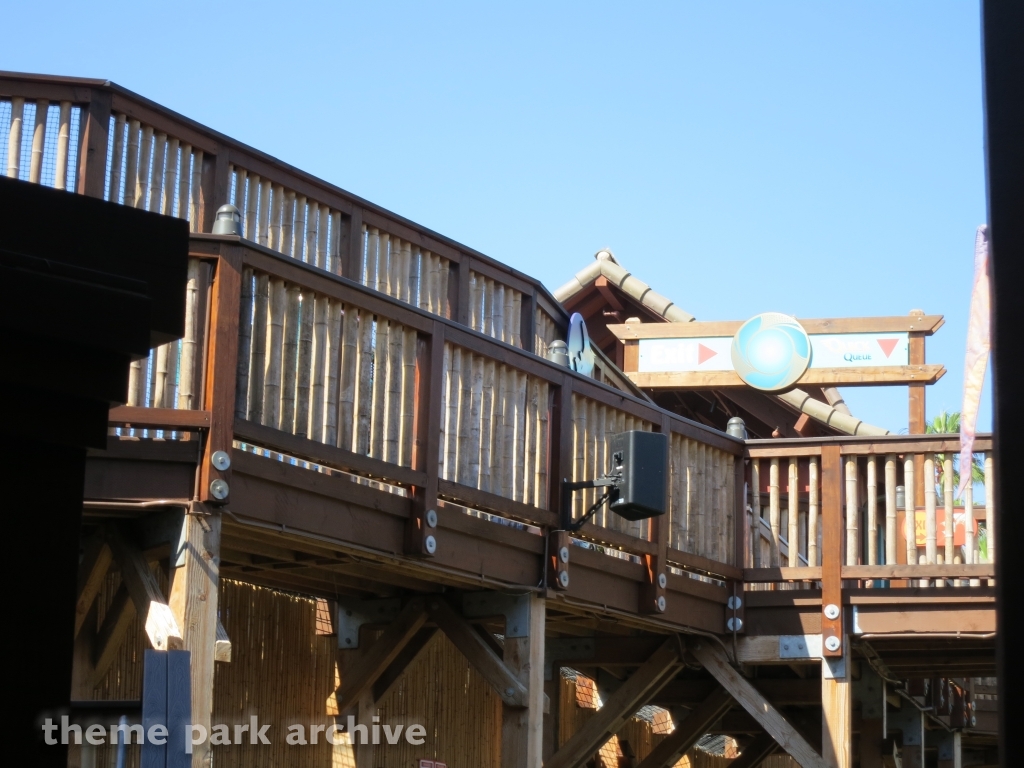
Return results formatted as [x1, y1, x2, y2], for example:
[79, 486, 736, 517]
[238, 270, 419, 472]
[535, 307, 560, 359]
[437, 342, 550, 510]
[463, 269, 524, 347]
[350, 225, 452, 319]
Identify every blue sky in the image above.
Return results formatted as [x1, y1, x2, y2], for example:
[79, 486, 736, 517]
[2, 1, 990, 433]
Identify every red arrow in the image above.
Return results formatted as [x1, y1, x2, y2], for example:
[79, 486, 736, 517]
[876, 338, 899, 358]
[698, 343, 718, 365]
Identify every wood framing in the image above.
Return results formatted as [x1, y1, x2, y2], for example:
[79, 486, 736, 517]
[546, 637, 682, 768]
[635, 686, 732, 768]
[689, 639, 824, 768]
[500, 594, 546, 768]
[627, 365, 945, 389]
[607, 316, 945, 339]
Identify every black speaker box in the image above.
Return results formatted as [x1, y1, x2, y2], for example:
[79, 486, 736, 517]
[608, 431, 668, 521]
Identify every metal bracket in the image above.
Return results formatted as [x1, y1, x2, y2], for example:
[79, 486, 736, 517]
[336, 598, 402, 649]
[778, 634, 822, 659]
[888, 704, 924, 746]
[854, 667, 885, 719]
[543, 637, 596, 680]
[462, 592, 531, 639]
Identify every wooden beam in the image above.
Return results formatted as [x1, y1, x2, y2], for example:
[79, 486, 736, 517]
[546, 637, 682, 768]
[501, 593, 546, 768]
[607, 316, 945, 339]
[108, 406, 211, 430]
[688, 639, 824, 768]
[636, 686, 732, 768]
[105, 525, 183, 651]
[822, 651, 852, 768]
[371, 627, 439, 703]
[627, 366, 945, 390]
[729, 732, 780, 768]
[91, 584, 135, 681]
[75, 534, 112, 638]
[168, 510, 222, 767]
[821, 446, 843, 656]
[408, 321, 444, 554]
[335, 598, 429, 711]
[427, 598, 531, 708]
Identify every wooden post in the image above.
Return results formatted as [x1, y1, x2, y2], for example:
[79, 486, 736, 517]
[76, 89, 112, 198]
[199, 246, 242, 503]
[642, 417, 671, 613]
[821, 446, 843, 654]
[406, 321, 445, 555]
[821, 651, 851, 768]
[908, 314, 926, 502]
[455, 255, 472, 326]
[199, 151, 231, 233]
[501, 594, 546, 768]
[168, 508, 222, 768]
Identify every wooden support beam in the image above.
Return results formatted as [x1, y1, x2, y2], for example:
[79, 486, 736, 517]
[168, 509, 222, 768]
[407, 321, 444, 555]
[821, 646, 851, 768]
[427, 598, 531, 708]
[546, 637, 682, 768]
[371, 627, 439, 703]
[821, 446, 843, 656]
[91, 584, 135, 682]
[106, 525, 183, 651]
[75, 534, 112, 638]
[688, 639, 824, 768]
[501, 593, 546, 768]
[335, 598, 428, 711]
[729, 732, 780, 768]
[636, 686, 732, 768]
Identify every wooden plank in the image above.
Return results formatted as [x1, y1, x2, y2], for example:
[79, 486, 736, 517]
[501, 593, 546, 768]
[820, 446, 842, 656]
[335, 598, 429, 711]
[822, 664, 851, 768]
[666, 547, 743, 582]
[75, 534, 112, 638]
[689, 639, 825, 768]
[108, 406, 212, 430]
[607, 315, 945, 339]
[744, 566, 823, 582]
[842, 564, 995, 579]
[141, 649, 168, 768]
[106, 525, 184, 651]
[371, 627, 438, 703]
[546, 638, 681, 768]
[426, 598, 531, 708]
[168, 510, 221, 766]
[746, 434, 993, 454]
[636, 686, 733, 768]
[628, 365, 945, 389]
[233, 417, 426, 487]
[437, 478, 558, 528]
[92, 585, 136, 681]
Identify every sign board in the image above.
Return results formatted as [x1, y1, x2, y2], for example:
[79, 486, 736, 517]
[611, 314, 945, 391]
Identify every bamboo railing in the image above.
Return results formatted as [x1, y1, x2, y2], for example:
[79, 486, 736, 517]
[743, 434, 996, 588]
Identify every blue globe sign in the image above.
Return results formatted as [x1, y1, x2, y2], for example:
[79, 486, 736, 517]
[730, 313, 811, 391]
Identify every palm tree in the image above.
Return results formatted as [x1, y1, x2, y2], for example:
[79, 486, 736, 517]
[926, 410, 985, 500]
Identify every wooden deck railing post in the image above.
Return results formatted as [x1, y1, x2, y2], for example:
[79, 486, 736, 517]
[75, 88, 112, 199]
[546, 376, 574, 590]
[520, 291, 537, 354]
[341, 207, 364, 280]
[406, 320, 445, 556]
[199, 150, 231, 233]
[640, 416, 671, 614]
[454, 255, 472, 325]
[198, 244, 243, 504]
[821, 445, 843, 656]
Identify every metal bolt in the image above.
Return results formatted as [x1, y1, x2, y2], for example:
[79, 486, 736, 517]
[824, 635, 841, 652]
[211, 450, 231, 471]
[209, 479, 229, 500]
[505, 687, 514, 697]
[558, 571, 570, 588]
[823, 603, 840, 620]
[424, 535, 437, 554]
[656, 595, 666, 612]
[559, 546, 570, 564]
[657, 573, 667, 589]
[426, 509, 438, 528]
[727, 596, 742, 610]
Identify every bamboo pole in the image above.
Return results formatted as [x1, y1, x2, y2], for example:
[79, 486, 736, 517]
[243, 174, 259, 238]
[505, 288, 517, 346]
[769, 457, 781, 566]
[249, 273, 270, 425]
[377, 232, 391, 294]
[188, 150, 203, 231]
[536, 381, 549, 508]
[262, 279, 287, 428]
[524, 377, 539, 505]
[460, 350, 476, 487]
[163, 138, 180, 216]
[280, 284, 301, 431]
[865, 456, 878, 569]
[478, 277, 490, 336]
[329, 211, 341, 275]
[511, 291, 522, 348]
[845, 457, 859, 566]
[400, 328, 417, 467]
[370, 315, 390, 460]
[885, 454, 897, 565]
[788, 458, 800, 567]
[173, 259, 203, 410]
[400, 241, 413, 304]
[176, 144, 192, 219]
[355, 309, 374, 455]
[235, 267, 255, 420]
[149, 133, 167, 213]
[318, 206, 331, 272]
[308, 295, 328, 441]
[750, 457, 760, 567]
[809, 456, 820, 566]
[54, 101, 72, 190]
[439, 343, 452, 478]
[494, 284, 506, 342]
[135, 125, 154, 209]
[231, 166, 245, 213]
[409, 246, 421, 309]
[107, 113, 126, 200]
[124, 119, 141, 206]
[6, 97, 24, 178]
[924, 453, 938, 569]
[281, 191, 296, 256]
[268, 185, 284, 250]
[964, 482, 975, 566]
[324, 300, 343, 446]
[943, 456, 955, 566]
[582, 398, 595, 515]
[294, 291, 315, 438]
[256, 178, 271, 245]
[339, 305, 359, 451]
[985, 454, 994, 564]
[594, 404, 607, 525]
[904, 456, 917, 566]
[438, 259, 450, 317]
[29, 99, 47, 184]
[468, 354, 484, 487]
[726, 454, 736, 565]
[293, 195, 308, 260]
[385, 321, 403, 465]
